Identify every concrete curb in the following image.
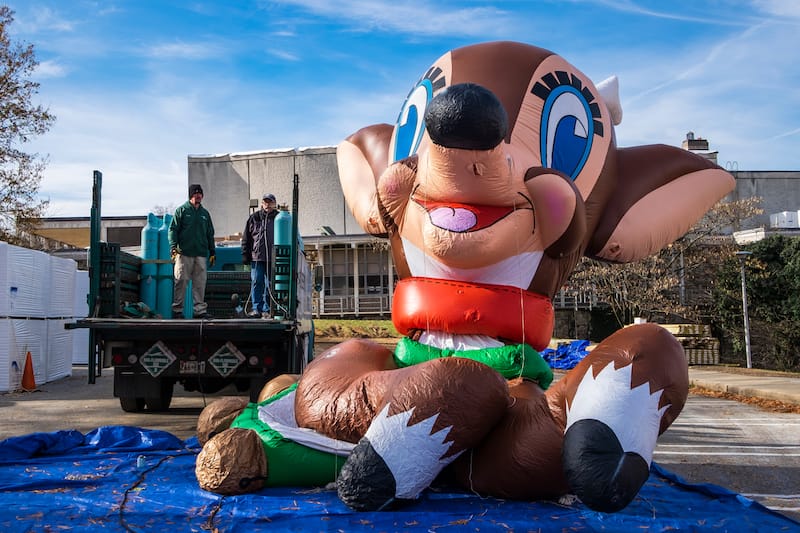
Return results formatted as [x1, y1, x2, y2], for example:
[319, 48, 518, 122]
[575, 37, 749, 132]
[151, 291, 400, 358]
[689, 369, 800, 406]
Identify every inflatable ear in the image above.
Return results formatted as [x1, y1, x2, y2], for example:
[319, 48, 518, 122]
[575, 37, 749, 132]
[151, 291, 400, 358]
[337, 124, 395, 236]
[587, 146, 735, 262]
[596, 76, 622, 126]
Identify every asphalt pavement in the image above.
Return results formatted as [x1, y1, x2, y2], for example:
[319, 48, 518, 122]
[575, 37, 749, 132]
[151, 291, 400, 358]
[1, 363, 797, 442]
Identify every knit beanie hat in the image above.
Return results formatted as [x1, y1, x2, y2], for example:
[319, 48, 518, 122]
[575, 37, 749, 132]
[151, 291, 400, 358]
[189, 184, 204, 197]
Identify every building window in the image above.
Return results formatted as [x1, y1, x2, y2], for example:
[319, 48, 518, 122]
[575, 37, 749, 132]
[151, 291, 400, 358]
[319, 242, 393, 297]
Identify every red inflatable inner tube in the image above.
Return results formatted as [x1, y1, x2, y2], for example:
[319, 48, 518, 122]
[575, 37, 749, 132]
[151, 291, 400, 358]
[392, 277, 554, 351]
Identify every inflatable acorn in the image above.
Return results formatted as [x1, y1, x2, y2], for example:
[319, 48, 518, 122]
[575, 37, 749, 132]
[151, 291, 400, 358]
[195, 41, 735, 513]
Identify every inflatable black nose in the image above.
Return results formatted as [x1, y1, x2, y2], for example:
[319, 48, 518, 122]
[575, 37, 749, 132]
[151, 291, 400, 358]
[424, 83, 508, 150]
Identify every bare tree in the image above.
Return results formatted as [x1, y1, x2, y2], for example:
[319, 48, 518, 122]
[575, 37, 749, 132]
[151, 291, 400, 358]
[0, 6, 54, 244]
[570, 197, 764, 327]
[152, 204, 177, 217]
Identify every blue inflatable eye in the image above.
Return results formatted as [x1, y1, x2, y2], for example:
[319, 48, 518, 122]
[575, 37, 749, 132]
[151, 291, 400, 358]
[390, 79, 433, 163]
[540, 86, 593, 179]
[532, 71, 604, 180]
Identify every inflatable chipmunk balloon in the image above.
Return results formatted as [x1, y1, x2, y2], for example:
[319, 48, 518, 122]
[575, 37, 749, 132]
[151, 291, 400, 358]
[195, 41, 735, 513]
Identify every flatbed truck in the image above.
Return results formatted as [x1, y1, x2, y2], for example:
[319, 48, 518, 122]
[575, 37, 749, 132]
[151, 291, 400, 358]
[69, 171, 313, 412]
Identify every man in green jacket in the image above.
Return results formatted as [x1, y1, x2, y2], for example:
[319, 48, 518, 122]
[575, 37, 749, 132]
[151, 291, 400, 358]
[168, 184, 216, 318]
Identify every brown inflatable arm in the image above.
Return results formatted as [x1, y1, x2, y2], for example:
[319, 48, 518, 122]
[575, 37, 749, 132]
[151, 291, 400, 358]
[587, 145, 735, 262]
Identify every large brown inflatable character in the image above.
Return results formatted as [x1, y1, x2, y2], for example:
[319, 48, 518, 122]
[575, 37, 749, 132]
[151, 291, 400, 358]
[196, 41, 735, 513]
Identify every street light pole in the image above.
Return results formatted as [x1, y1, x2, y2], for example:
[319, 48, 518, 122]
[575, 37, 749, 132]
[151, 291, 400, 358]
[735, 250, 753, 369]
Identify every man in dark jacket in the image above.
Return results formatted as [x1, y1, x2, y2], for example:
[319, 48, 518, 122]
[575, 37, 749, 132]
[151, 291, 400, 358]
[168, 184, 216, 319]
[241, 193, 278, 317]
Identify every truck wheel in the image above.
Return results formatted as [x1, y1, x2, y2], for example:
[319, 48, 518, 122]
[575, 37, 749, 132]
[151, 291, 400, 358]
[249, 376, 267, 403]
[145, 381, 174, 411]
[120, 397, 145, 412]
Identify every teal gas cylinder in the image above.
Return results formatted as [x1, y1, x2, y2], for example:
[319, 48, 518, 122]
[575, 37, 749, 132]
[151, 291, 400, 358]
[156, 213, 174, 318]
[139, 213, 159, 310]
[272, 209, 292, 319]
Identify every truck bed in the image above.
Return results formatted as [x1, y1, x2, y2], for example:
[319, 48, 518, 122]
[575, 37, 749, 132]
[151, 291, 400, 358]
[69, 316, 298, 342]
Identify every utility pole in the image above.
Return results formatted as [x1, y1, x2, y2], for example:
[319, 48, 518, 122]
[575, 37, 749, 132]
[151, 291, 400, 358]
[735, 250, 753, 369]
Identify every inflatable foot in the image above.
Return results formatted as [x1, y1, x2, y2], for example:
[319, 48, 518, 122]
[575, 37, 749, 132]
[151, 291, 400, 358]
[337, 437, 397, 511]
[337, 401, 461, 511]
[196, 397, 249, 446]
[195, 428, 268, 494]
[562, 418, 649, 512]
[561, 361, 669, 512]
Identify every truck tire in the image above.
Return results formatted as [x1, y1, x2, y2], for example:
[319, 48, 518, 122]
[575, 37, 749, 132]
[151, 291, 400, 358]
[248, 376, 267, 403]
[120, 396, 145, 412]
[145, 381, 174, 411]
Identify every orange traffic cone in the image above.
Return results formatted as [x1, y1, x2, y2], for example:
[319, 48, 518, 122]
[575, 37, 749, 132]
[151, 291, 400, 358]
[21, 351, 38, 392]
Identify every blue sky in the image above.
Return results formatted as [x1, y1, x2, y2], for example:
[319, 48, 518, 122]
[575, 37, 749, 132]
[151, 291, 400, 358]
[9, 0, 800, 217]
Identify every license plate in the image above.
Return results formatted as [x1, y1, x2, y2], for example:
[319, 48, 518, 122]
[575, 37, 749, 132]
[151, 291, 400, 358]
[179, 360, 205, 374]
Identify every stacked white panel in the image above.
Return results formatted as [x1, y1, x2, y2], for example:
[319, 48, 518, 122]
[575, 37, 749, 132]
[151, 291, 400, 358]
[47, 319, 73, 382]
[72, 270, 90, 364]
[0, 242, 8, 317]
[48, 255, 77, 318]
[0, 318, 47, 392]
[0, 243, 50, 318]
[0, 319, 17, 392]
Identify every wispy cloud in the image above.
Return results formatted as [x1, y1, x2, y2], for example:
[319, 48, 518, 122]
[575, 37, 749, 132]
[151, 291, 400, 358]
[577, 0, 753, 26]
[765, 127, 800, 141]
[145, 40, 225, 60]
[267, 48, 300, 61]
[34, 59, 68, 78]
[15, 6, 76, 33]
[752, 0, 800, 19]
[265, 0, 518, 37]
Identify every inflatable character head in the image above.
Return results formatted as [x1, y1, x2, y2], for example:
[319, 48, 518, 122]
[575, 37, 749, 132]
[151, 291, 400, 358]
[338, 41, 734, 347]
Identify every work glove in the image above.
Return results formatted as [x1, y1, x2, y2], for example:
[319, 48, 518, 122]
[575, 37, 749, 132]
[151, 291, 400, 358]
[170, 248, 178, 261]
[209, 255, 216, 267]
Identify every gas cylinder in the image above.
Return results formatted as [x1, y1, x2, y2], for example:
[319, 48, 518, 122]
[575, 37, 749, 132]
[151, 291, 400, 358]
[272, 209, 292, 318]
[156, 213, 174, 318]
[139, 213, 159, 310]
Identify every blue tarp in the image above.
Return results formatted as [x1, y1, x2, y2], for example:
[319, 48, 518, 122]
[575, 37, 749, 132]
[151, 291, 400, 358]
[542, 339, 591, 369]
[0, 426, 797, 532]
